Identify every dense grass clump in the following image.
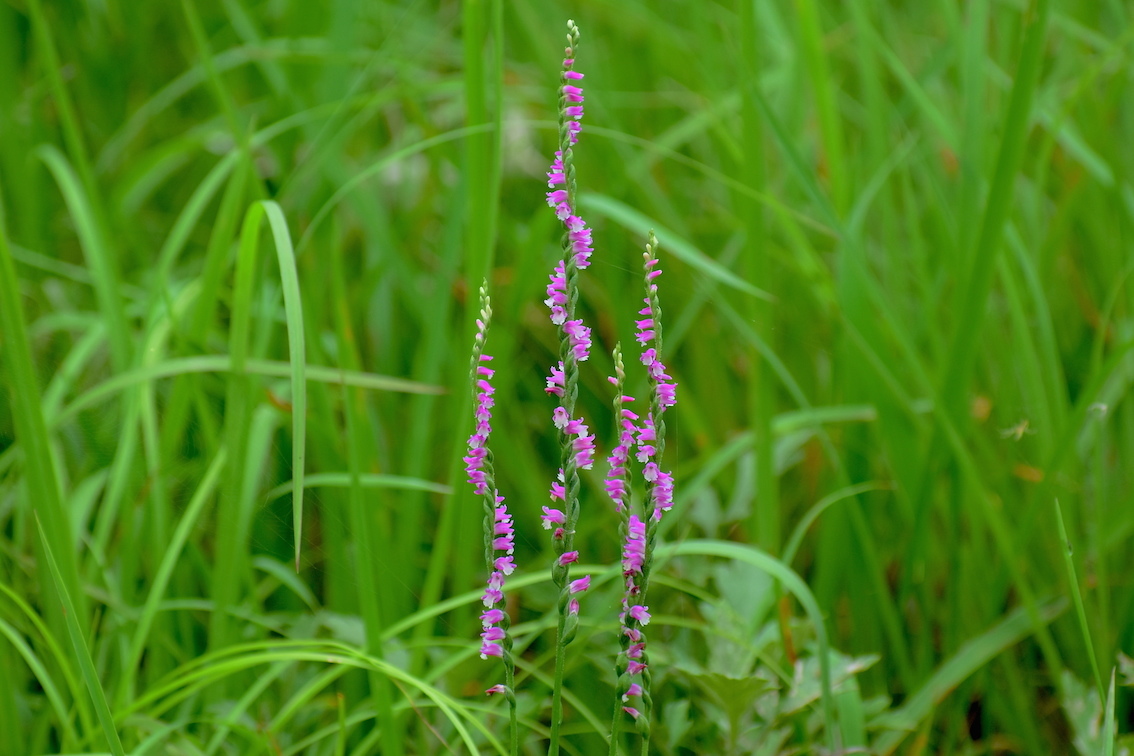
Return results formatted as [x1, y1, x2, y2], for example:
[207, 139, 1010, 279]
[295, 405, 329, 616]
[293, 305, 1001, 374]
[1, 1, 1132, 753]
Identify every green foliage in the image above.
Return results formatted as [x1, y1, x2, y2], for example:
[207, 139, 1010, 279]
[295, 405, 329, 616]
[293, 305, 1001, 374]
[1, 0, 1131, 753]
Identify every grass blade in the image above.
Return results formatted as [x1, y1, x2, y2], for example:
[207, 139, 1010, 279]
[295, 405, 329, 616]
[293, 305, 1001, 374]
[34, 514, 126, 756]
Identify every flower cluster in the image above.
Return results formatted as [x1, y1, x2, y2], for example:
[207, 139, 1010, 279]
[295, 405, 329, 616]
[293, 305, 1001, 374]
[462, 285, 518, 684]
[463, 353, 494, 495]
[609, 235, 677, 727]
[635, 249, 677, 522]
[542, 23, 595, 653]
[603, 388, 639, 513]
[552, 407, 596, 470]
[480, 498, 516, 659]
[543, 59, 595, 274]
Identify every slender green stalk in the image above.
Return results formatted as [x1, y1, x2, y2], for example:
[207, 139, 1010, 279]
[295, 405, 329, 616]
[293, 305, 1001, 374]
[34, 515, 125, 756]
[606, 345, 630, 756]
[463, 283, 519, 754]
[0, 191, 88, 644]
[545, 21, 592, 756]
[331, 228, 402, 756]
[738, 0, 778, 557]
[1054, 499, 1105, 701]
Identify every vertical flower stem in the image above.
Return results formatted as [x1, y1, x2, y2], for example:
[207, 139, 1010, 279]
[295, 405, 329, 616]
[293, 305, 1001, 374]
[544, 20, 592, 756]
[605, 345, 634, 756]
[631, 232, 676, 752]
[463, 282, 519, 754]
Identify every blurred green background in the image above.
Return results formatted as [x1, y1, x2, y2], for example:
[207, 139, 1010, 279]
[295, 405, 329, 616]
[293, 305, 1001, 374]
[1, 0, 1132, 752]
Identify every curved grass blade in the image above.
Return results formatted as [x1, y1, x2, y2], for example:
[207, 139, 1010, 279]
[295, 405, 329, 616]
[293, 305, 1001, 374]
[0, 213, 90, 635]
[264, 472, 450, 502]
[249, 201, 306, 571]
[584, 193, 773, 301]
[34, 514, 126, 756]
[54, 356, 441, 425]
[123, 448, 227, 690]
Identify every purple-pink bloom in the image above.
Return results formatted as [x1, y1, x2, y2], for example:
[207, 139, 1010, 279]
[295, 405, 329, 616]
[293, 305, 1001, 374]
[545, 262, 568, 325]
[558, 551, 579, 566]
[480, 641, 503, 659]
[481, 571, 505, 607]
[627, 660, 648, 675]
[603, 476, 627, 510]
[562, 84, 584, 102]
[653, 469, 675, 517]
[568, 598, 580, 615]
[629, 605, 652, 625]
[569, 575, 591, 594]
[563, 319, 592, 361]
[572, 433, 596, 470]
[622, 683, 643, 701]
[545, 361, 565, 396]
[642, 461, 659, 482]
[541, 506, 565, 529]
[622, 515, 646, 575]
[622, 706, 640, 718]
[547, 188, 569, 206]
[486, 684, 508, 696]
[566, 119, 582, 145]
[480, 608, 505, 625]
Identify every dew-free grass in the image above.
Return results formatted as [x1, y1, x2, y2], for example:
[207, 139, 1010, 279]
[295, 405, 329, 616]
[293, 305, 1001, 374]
[1, 1, 1132, 753]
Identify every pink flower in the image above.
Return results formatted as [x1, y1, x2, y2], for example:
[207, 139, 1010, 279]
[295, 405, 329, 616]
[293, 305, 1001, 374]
[629, 605, 651, 625]
[541, 507, 565, 529]
[486, 684, 508, 696]
[569, 575, 591, 594]
[545, 262, 568, 325]
[622, 516, 646, 575]
[545, 362, 566, 396]
[562, 84, 584, 102]
[653, 470, 675, 516]
[494, 555, 515, 575]
[549, 470, 565, 501]
[480, 608, 505, 625]
[563, 319, 592, 362]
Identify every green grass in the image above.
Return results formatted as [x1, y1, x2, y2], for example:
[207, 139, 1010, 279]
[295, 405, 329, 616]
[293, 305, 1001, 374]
[1, 1, 1132, 753]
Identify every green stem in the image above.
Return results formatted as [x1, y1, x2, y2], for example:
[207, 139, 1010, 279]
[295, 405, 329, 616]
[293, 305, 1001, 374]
[548, 611, 568, 756]
[548, 21, 584, 756]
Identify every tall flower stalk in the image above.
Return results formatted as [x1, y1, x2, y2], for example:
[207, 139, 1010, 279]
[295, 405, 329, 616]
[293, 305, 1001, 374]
[607, 233, 676, 755]
[541, 19, 596, 756]
[462, 282, 519, 755]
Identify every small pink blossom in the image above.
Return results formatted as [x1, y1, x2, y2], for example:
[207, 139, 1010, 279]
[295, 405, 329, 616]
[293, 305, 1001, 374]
[569, 575, 591, 594]
[629, 605, 651, 625]
[541, 507, 565, 529]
